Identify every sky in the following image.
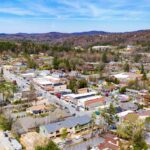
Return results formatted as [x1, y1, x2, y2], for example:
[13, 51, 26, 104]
[0, 0, 149, 33]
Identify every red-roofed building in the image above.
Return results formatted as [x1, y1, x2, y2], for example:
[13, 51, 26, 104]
[78, 96, 105, 109]
[98, 133, 119, 150]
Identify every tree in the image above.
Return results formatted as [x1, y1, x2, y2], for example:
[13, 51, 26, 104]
[68, 79, 77, 93]
[114, 52, 120, 62]
[64, 59, 71, 71]
[142, 72, 147, 81]
[35, 141, 60, 150]
[29, 83, 36, 105]
[140, 64, 145, 74]
[98, 62, 105, 78]
[124, 62, 130, 72]
[119, 87, 126, 94]
[58, 62, 66, 70]
[133, 129, 148, 150]
[0, 81, 17, 102]
[24, 54, 38, 69]
[101, 52, 108, 63]
[108, 103, 116, 115]
[145, 117, 150, 131]
[0, 115, 12, 130]
[53, 57, 60, 69]
[117, 120, 148, 150]
[78, 79, 88, 89]
[0, 68, 3, 77]
[61, 128, 68, 139]
[101, 103, 118, 127]
[134, 54, 141, 63]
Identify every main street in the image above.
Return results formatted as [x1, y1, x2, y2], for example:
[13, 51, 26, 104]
[3, 68, 95, 117]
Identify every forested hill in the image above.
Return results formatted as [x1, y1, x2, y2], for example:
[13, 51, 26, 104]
[0, 30, 149, 47]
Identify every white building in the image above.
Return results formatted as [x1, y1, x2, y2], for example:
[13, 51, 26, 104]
[0, 131, 22, 150]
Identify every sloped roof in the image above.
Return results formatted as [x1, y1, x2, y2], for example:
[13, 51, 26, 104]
[42, 115, 91, 133]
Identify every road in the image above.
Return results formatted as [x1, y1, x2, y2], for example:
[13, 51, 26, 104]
[3, 68, 98, 117]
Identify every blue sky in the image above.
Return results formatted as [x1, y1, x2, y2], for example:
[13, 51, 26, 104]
[0, 0, 149, 33]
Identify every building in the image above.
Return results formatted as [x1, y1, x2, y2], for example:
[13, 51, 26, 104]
[26, 104, 48, 115]
[112, 73, 142, 84]
[92, 45, 112, 51]
[117, 110, 134, 123]
[62, 92, 97, 103]
[98, 133, 119, 150]
[126, 45, 136, 51]
[40, 115, 92, 138]
[0, 131, 22, 150]
[33, 76, 67, 92]
[63, 92, 105, 109]
[78, 95, 105, 110]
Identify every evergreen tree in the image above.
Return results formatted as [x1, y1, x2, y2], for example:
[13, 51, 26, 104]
[142, 72, 147, 80]
[53, 57, 59, 69]
[141, 64, 144, 74]
[101, 52, 108, 63]
[124, 62, 130, 72]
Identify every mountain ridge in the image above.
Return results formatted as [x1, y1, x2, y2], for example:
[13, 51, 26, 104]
[0, 29, 150, 48]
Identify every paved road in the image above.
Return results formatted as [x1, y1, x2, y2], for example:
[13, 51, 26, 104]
[3, 68, 100, 117]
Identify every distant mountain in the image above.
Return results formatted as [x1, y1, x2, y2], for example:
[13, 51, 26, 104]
[0, 31, 109, 38]
[0, 29, 150, 47]
[71, 31, 110, 36]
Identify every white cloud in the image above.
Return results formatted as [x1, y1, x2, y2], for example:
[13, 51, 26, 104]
[0, 7, 36, 16]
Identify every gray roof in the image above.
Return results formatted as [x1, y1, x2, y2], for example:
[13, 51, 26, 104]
[42, 115, 91, 133]
[120, 102, 138, 111]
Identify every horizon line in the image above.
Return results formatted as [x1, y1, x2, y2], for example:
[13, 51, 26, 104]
[0, 29, 150, 35]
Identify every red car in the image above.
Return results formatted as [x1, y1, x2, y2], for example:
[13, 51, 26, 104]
[55, 93, 61, 98]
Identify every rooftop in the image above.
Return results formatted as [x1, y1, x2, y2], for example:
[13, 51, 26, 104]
[41, 115, 91, 133]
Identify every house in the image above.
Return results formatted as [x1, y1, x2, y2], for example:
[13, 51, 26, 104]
[98, 133, 119, 150]
[120, 101, 138, 111]
[26, 104, 48, 115]
[112, 73, 142, 84]
[138, 109, 150, 120]
[40, 115, 92, 138]
[0, 131, 22, 150]
[77, 88, 88, 94]
[116, 94, 130, 102]
[21, 72, 36, 80]
[143, 95, 150, 106]
[126, 88, 139, 97]
[12, 108, 69, 134]
[117, 110, 134, 123]
[92, 45, 112, 51]
[126, 45, 136, 51]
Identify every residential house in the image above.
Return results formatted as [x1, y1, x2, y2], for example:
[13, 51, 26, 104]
[26, 104, 48, 115]
[98, 133, 119, 150]
[40, 115, 92, 138]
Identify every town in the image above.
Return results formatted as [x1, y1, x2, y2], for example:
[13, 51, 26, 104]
[0, 41, 150, 150]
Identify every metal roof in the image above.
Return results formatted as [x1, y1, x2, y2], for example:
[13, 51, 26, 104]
[42, 115, 91, 133]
